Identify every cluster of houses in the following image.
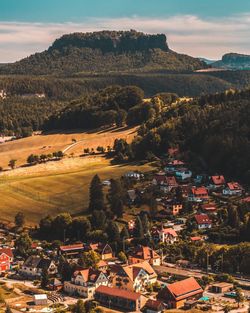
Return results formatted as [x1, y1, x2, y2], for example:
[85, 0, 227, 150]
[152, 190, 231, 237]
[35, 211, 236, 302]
[0, 151, 247, 312]
[0, 238, 209, 311]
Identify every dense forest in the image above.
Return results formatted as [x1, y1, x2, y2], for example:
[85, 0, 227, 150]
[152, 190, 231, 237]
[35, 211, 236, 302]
[113, 89, 250, 183]
[0, 30, 206, 75]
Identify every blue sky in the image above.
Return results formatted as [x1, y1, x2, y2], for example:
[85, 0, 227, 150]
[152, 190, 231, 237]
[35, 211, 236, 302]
[0, 0, 250, 62]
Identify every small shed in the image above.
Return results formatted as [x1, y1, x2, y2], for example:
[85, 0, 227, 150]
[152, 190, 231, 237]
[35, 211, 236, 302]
[211, 282, 233, 294]
[34, 294, 48, 306]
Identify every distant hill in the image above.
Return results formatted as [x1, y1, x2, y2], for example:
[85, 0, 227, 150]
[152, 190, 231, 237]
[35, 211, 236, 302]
[212, 53, 250, 70]
[0, 30, 206, 75]
[199, 57, 217, 65]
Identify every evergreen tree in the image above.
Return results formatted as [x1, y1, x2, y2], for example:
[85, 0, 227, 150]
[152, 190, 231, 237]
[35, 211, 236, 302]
[89, 175, 105, 211]
[15, 232, 32, 257]
[74, 300, 86, 313]
[106, 221, 120, 243]
[41, 267, 49, 289]
[15, 212, 25, 229]
[141, 214, 150, 235]
[227, 206, 240, 228]
[120, 226, 129, 239]
[90, 210, 107, 230]
[134, 216, 144, 239]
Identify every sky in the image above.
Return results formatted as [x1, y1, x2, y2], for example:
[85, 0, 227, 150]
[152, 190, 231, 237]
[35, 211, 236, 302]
[1, 0, 250, 63]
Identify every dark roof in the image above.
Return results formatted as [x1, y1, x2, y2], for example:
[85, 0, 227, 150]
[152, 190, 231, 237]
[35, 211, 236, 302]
[96, 285, 141, 301]
[145, 299, 164, 310]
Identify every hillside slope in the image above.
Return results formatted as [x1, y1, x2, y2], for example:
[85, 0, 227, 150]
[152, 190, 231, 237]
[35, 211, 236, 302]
[0, 30, 206, 75]
[212, 53, 250, 70]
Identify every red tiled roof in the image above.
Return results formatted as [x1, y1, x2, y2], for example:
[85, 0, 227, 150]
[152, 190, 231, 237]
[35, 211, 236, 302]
[227, 182, 243, 191]
[190, 236, 202, 241]
[166, 277, 203, 301]
[195, 214, 212, 225]
[162, 228, 178, 237]
[59, 243, 84, 251]
[202, 204, 217, 211]
[168, 160, 185, 166]
[130, 246, 160, 261]
[242, 196, 250, 203]
[0, 248, 13, 259]
[95, 285, 141, 301]
[191, 187, 208, 196]
[211, 175, 225, 185]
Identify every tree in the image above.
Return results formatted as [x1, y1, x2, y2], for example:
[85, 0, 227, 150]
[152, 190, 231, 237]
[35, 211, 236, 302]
[227, 206, 240, 228]
[235, 288, 244, 308]
[89, 175, 105, 212]
[141, 214, 150, 235]
[134, 216, 144, 239]
[74, 300, 86, 313]
[106, 221, 120, 243]
[71, 217, 91, 241]
[27, 154, 39, 165]
[120, 226, 129, 240]
[117, 251, 127, 263]
[223, 305, 232, 313]
[90, 210, 107, 230]
[109, 179, 125, 217]
[15, 212, 25, 228]
[41, 267, 49, 289]
[52, 213, 72, 241]
[80, 251, 101, 269]
[8, 159, 16, 169]
[15, 232, 32, 256]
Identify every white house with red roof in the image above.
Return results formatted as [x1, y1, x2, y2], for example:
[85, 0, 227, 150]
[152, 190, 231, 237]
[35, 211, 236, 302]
[194, 214, 212, 230]
[0, 248, 13, 273]
[223, 182, 244, 196]
[152, 227, 178, 244]
[64, 268, 109, 298]
[128, 246, 161, 266]
[188, 187, 209, 202]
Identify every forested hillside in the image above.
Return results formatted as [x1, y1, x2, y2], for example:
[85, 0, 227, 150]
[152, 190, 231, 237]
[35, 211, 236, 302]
[0, 30, 206, 75]
[114, 89, 250, 183]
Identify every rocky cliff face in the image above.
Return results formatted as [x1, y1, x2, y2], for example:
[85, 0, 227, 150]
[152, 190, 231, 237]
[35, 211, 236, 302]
[50, 30, 169, 53]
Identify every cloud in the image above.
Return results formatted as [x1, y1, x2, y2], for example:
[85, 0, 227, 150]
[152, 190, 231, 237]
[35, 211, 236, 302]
[0, 13, 250, 62]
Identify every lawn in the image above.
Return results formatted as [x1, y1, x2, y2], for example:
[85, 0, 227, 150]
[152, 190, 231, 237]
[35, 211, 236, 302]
[0, 156, 153, 225]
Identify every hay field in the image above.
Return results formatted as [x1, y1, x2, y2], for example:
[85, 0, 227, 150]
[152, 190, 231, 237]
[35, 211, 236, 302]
[0, 126, 137, 168]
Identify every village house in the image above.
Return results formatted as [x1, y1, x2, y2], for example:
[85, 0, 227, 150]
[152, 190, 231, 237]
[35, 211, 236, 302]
[59, 243, 85, 257]
[157, 277, 203, 309]
[19, 256, 57, 279]
[64, 268, 109, 298]
[127, 189, 137, 204]
[223, 182, 244, 196]
[175, 168, 192, 181]
[111, 261, 157, 292]
[152, 227, 178, 244]
[95, 285, 147, 312]
[88, 243, 113, 260]
[152, 174, 178, 193]
[0, 90, 7, 99]
[144, 299, 165, 313]
[162, 200, 183, 216]
[201, 203, 217, 213]
[128, 246, 161, 266]
[0, 248, 13, 273]
[124, 171, 144, 180]
[165, 160, 185, 172]
[209, 175, 226, 189]
[48, 278, 63, 291]
[188, 187, 209, 202]
[194, 214, 212, 230]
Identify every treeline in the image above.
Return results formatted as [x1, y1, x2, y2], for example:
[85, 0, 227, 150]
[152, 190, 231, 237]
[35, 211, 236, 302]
[0, 97, 66, 136]
[113, 89, 250, 183]
[44, 85, 173, 130]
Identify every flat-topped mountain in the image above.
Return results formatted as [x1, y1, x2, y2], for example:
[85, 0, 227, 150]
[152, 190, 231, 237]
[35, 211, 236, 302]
[0, 30, 206, 75]
[212, 53, 250, 70]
